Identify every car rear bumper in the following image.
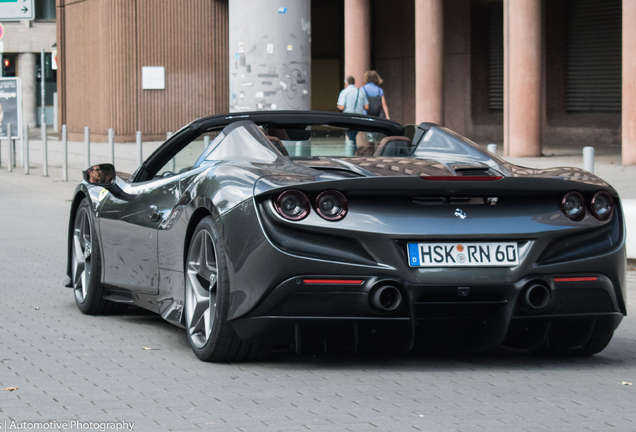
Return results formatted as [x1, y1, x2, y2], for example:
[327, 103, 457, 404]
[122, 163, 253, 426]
[231, 274, 624, 351]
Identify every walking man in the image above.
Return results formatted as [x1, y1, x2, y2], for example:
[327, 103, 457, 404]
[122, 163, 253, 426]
[337, 75, 368, 151]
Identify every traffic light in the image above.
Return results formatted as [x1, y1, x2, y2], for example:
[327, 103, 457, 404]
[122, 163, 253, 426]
[2, 57, 15, 76]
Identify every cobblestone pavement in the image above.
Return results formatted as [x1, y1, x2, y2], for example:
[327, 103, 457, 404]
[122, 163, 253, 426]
[0, 170, 635, 432]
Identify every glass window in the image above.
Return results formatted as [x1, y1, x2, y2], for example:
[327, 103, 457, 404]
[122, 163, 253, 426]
[260, 125, 387, 158]
[35, 0, 56, 20]
[155, 131, 221, 178]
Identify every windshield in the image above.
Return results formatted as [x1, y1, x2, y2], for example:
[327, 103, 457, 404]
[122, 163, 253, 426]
[263, 125, 388, 158]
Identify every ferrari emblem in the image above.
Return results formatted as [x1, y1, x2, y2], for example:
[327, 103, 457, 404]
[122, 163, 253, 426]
[454, 209, 467, 220]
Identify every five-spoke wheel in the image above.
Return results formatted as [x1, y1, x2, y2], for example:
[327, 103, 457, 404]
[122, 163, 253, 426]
[185, 228, 218, 348]
[72, 204, 93, 305]
[184, 216, 270, 362]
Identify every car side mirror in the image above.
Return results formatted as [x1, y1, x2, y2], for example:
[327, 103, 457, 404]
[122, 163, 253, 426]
[83, 163, 116, 187]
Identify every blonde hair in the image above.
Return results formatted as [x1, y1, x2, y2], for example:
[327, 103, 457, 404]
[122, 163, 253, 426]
[364, 70, 383, 86]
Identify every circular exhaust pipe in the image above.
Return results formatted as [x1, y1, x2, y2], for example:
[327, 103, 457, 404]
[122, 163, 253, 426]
[370, 285, 402, 311]
[522, 283, 551, 310]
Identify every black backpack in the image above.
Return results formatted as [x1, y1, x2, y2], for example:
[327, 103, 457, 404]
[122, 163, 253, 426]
[363, 88, 385, 118]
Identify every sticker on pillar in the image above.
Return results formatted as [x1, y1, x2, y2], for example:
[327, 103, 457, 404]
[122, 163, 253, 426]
[267, 44, 274, 54]
[238, 42, 245, 54]
[278, 7, 287, 14]
[287, 45, 293, 51]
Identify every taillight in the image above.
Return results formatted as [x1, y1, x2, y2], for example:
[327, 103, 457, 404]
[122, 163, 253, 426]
[315, 190, 348, 221]
[275, 190, 310, 221]
[561, 191, 585, 221]
[590, 191, 613, 220]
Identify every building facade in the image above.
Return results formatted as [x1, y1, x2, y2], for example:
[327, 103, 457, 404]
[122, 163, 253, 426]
[56, 0, 636, 164]
[56, 0, 228, 141]
[1, 0, 57, 130]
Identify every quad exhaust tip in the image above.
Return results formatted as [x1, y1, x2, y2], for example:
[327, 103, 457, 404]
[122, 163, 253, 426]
[522, 282, 551, 310]
[370, 284, 402, 312]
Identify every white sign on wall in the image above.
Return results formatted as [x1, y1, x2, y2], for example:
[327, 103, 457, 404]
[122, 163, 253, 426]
[0, 0, 35, 20]
[142, 66, 165, 90]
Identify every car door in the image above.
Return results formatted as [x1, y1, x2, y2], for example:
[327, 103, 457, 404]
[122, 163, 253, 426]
[98, 176, 181, 294]
[97, 131, 218, 295]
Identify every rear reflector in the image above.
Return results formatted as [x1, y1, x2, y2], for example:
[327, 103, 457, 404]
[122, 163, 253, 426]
[420, 175, 503, 181]
[553, 277, 598, 282]
[303, 279, 364, 285]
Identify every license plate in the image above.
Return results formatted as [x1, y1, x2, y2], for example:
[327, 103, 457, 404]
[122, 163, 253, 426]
[407, 242, 519, 267]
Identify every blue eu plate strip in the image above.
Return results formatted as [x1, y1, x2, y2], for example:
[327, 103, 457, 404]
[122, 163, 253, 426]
[407, 243, 420, 267]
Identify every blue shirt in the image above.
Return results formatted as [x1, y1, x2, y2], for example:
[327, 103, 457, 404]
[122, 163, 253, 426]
[337, 85, 368, 114]
[362, 83, 384, 98]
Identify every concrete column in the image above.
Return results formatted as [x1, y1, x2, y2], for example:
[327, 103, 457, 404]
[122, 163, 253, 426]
[504, 0, 542, 157]
[415, 0, 444, 124]
[344, 0, 371, 87]
[17, 53, 37, 129]
[623, 0, 636, 165]
[229, 0, 311, 112]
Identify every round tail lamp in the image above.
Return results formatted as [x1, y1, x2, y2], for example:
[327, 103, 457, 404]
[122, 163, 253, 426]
[276, 190, 310, 221]
[561, 191, 585, 221]
[315, 190, 348, 221]
[590, 191, 613, 220]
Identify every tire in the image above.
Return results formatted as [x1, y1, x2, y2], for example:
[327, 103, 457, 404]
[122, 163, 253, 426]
[530, 331, 614, 357]
[184, 216, 270, 362]
[71, 198, 127, 315]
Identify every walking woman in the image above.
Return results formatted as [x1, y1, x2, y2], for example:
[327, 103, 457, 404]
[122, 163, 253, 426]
[362, 70, 390, 119]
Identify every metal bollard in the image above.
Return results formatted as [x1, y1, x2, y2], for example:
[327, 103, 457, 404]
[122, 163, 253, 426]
[583, 146, 594, 174]
[487, 143, 497, 155]
[19, 125, 23, 168]
[203, 135, 211, 147]
[42, 122, 48, 177]
[24, 125, 29, 175]
[136, 131, 142, 166]
[7, 124, 12, 172]
[62, 125, 68, 182]
[85, 126, 90, 168]
[108, 128, 115, 164]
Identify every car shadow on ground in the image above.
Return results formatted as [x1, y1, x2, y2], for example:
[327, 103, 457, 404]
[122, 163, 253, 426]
[262, 336, 636, 372]
[96, 305, 636, 372]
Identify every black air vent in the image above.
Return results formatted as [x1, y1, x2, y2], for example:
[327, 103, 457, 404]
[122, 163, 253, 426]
[307, 167, 364, 178]
[413, 197, 485, 206]
[454, 167, 497, 177]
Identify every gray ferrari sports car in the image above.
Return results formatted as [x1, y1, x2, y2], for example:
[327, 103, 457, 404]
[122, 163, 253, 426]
[65, 111, 626, 362]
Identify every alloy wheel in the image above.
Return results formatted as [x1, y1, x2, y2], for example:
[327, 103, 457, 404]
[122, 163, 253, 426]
[72, 207, 92, 303]
[185, 229, 218, 349]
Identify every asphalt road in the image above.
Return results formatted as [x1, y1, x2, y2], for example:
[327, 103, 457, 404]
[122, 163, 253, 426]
[1, 170, 635, 432]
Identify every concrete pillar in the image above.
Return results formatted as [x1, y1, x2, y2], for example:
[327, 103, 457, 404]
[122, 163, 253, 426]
[17, 53, 37, 129]
[504, 0, 542, 157]
[344, 0, 371, 87]
[623, 0, 636, 165]
[229, 0, 311, 112]
[415, 0, 444, 124]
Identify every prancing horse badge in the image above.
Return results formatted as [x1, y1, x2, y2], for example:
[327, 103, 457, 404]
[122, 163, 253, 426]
[454, 209, 467, 220]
